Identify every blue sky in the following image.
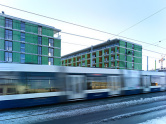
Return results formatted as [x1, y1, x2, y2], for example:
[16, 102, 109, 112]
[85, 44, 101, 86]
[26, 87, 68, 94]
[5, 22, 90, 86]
[0, 0, 166, 70]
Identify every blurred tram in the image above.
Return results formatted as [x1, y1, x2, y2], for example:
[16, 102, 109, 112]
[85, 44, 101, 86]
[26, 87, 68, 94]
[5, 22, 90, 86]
[0, 63, 166, 110]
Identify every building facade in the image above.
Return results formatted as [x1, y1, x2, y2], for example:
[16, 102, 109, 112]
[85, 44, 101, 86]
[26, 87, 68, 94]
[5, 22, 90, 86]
[0, 13, 61, 65]
[62, 39, 142, 70]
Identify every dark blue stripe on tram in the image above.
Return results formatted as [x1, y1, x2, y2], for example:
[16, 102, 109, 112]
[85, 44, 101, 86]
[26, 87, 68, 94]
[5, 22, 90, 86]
[86, 92, 109, 100]
[0, 96, 60, 109]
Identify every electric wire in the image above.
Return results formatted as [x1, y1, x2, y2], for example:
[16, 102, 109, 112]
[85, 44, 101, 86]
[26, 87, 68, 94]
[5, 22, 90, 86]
[0, 3, 166, 50]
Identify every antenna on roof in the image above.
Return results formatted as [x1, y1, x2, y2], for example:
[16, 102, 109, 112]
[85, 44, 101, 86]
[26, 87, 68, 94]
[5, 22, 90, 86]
[2, 11, 4, 14]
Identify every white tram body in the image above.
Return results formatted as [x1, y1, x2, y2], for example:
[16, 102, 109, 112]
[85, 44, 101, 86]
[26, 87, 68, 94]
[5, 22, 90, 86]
[0, 63, 166, 110]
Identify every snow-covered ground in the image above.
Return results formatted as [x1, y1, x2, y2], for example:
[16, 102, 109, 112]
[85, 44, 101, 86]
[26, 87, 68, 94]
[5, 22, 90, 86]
[0, 95, 166, 124]
[139, 116, 166, 124]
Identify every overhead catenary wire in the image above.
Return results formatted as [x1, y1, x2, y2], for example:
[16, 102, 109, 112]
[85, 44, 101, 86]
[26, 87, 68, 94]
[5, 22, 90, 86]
[0, 29, 165, 55]
[115, 7, 166, 36]
[0, 4, 166, 51]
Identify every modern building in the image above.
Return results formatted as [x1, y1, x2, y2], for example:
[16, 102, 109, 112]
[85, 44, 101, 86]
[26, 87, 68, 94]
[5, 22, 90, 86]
[61, 39, 142, 70]
[0, 12, 61, 65]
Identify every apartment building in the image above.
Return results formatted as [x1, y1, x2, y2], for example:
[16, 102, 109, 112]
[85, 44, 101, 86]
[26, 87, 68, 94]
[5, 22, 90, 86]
[0, 12, 61, 65]
[61, 39, 142, 70]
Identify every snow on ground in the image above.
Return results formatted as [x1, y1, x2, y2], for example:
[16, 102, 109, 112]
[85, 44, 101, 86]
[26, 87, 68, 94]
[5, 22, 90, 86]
[93, 105, 166, 123]
[1, 95, 166, 124]
[139, 115, 166, 124]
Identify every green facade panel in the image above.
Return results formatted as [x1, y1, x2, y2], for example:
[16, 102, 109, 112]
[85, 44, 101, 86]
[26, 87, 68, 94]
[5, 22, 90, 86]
[42, 27, 54, 37]
[13, 31, 21, 41]
[25, 33, 38, 44]
[134, 51, 142, 57]
[119, 40, 125, 47]
[13, 19, 20, 30]
[119, 54, 125, 61]
[54, 58, 61, 66]
[134, 45, 142, 51]
[25, 44, 37, 54]
[134, 63, 142, 70]
[0, 16, 5, 27]
[0, 51, 4, 61]
[25, 23, 38, 34]
[54, 48, 60, 57]
[13, 52, 20, 63]
[96, 57, 99, 67]
[134, 57, 142, 63]
[42, 37, 48, 46]
[0, 27, 5, 39]
[127, 62, 132, 69]
[54, 39, 61, 48]
[127, 42, 132, 49]
[127, 55, 132, 62]
[25, 54, 38, 64]
[127, 49, 132, 56]
[13, 42, 20, 52]
[42, 46, 48, 55]
[119, 61, 125, 68]
[0, 39, 4, 49]
[119, 47, 125, 53]
[102, 50, 104, 68]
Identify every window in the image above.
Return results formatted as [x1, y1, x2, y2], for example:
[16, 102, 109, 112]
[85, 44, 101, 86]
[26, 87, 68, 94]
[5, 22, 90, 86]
[125, 49, 127, 54]
[117, 55, 119, 60]
[125, 62, 127, 68]
[132, 44, 134, 49]
[125, 42, 127, 47]
[38, 36, 42, 45]
[20, 54, 25, 63]
[132, 63, 134, 69]
[48, 48, 54, 56]
[5, 18, 12, 28]
[5, 30, 12, 40]
[48, 57, 53, 65]
[49, 39, 54, 47]
[21, 43, 25, 52]
[38, 46, 42, 55]
[132, 57, 134, 62]
[38, 26, 42, 35]
[38, 56, 42, 64]
[5, 52, 12, 62]
[5, 41, 12, 51]
[21, 22, 25, 31]
[125, 56, 127, 61]
[132, 50, 134, 56]
[21, 33, 25, 41]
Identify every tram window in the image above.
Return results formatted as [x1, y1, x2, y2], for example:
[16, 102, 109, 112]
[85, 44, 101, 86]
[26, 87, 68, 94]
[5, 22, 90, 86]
[151, 76, 160, 86]
[26, 72, 63, 93]
[0, 88, 3, 93]
[87, 76, 107, 90]
[7, 88, 16, 94]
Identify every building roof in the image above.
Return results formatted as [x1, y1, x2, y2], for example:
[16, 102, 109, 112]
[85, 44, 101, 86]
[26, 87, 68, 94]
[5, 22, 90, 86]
[62, 38, 142, 59]
[0, 13, 61, 32]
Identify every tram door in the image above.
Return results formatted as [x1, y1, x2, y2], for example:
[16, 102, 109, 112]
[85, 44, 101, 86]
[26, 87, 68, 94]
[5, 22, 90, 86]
[107, 76, 121, 96]
[142, 76, 150, 92]
[160, 77, 166, 91]
[66, 75, 85, 100]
